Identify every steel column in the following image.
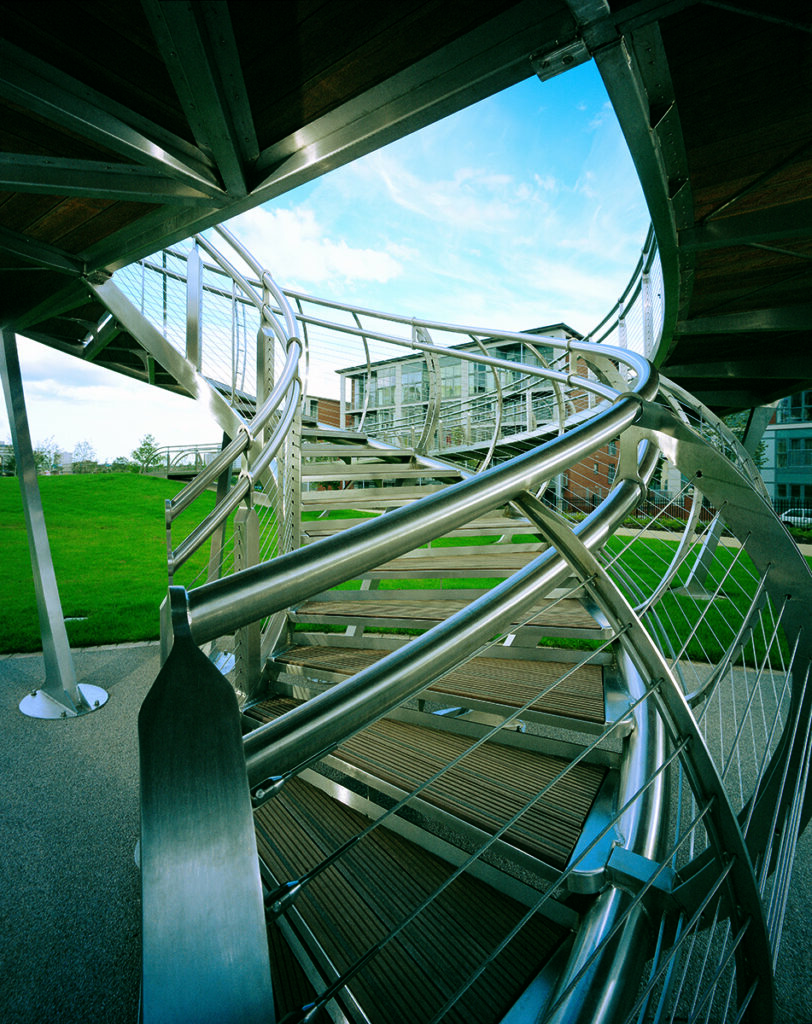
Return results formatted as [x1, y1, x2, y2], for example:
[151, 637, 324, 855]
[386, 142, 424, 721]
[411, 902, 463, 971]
[0, 330, 107, 718]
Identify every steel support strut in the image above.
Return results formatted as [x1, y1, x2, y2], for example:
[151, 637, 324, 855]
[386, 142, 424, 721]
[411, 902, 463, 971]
[0, 330, 107, 718]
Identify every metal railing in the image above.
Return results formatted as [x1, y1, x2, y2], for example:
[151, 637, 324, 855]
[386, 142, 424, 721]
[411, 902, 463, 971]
[114, 227, 303, 594]
[131, 222, 812, 1023]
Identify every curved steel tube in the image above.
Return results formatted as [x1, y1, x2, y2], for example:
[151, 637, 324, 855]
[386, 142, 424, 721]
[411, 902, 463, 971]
[515, 490, 774, 1024]
[183, 354, 656, 644]
[241, 461, 657, 787]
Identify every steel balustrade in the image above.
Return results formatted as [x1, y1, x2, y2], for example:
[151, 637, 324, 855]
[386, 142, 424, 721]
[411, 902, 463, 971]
[120, 223, 812, 1023]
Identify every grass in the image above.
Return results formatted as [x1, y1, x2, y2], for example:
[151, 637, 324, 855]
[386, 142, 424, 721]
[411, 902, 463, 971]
[0, 474, 215, 653]
[603, 533, 797, 668]
[3, 475, 810, 662]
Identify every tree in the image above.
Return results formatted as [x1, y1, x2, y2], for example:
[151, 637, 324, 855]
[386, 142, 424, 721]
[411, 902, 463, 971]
[111, 456, 131, 472]
[1, 443, 15, 476]
[33, 436, 61, 474]
[73, 440, 96, 474]
[131, 433, 161, 473]
[724, 411, 767, 471]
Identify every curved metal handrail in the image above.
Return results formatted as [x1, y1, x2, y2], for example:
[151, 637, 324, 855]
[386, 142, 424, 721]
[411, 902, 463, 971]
[136, 217, 812, 1023]
[178, 341, 653, 643]
[153, 232, 304, 579]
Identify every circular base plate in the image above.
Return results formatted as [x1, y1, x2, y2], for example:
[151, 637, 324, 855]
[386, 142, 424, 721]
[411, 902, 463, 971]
[19, 683, 110, 719]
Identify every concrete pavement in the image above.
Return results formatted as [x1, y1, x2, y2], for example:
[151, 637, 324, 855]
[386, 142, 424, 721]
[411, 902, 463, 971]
[0, 643, 810, 1022]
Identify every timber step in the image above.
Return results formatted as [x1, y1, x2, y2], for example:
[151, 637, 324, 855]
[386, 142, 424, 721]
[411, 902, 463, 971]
[302, 462, 463, 481]
[301, 443, 417, 459]
[301, 484, 452, 510]
[268, 645, 606, 726]
[301, 515, 542, 543]
[255, 776, 567, 1024]
[291, 594, 610, 639]
[249, 696, 606, 866]
[301, 424, 367, 442]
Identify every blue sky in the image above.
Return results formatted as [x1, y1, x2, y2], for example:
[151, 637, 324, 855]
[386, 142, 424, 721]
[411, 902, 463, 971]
[2, 61, 649, 463]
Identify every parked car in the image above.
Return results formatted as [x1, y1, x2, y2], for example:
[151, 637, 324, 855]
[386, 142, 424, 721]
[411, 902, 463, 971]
[780, 509, 812, 527]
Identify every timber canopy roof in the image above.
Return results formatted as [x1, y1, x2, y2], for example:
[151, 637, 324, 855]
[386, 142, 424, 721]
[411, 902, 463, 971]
[1, 0, 810, 414]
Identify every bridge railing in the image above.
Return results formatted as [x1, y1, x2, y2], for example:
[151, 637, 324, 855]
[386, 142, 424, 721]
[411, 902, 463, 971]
[161, 326, 812, 1021]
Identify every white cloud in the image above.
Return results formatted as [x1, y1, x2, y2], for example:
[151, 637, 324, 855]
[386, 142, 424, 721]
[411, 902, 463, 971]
[229, 206, 402, 289]
[1, 338, 220, 461]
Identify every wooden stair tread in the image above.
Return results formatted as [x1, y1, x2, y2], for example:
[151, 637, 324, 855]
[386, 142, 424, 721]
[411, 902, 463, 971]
[302, 485, 448, 507]
[295, 595, 601, 633]
[300, 425, 367, 441]
[302, 444, 416, 457]
[272, 645, 605, 724]
[302, 514, 540, 540]
[303, 463, 462, 479]
[255, 777, 565, 1024]
[251, 697, 605, 867]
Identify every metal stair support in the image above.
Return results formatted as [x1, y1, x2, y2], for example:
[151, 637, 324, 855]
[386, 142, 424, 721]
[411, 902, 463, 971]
[134, 229, 812, 1023]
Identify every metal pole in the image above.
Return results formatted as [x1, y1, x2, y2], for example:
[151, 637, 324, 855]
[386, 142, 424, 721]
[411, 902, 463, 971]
[0, 330, 107, 718]
[233, 507, 261, 703]
[679, 405, 774, 597]
[185, 244, 202, 371]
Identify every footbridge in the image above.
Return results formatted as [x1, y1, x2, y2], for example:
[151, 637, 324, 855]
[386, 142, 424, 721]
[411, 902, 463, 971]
[0, 4, 811, 1023]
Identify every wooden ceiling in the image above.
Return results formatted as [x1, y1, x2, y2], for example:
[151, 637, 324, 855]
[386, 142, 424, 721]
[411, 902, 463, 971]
[1, 0, 810, 413]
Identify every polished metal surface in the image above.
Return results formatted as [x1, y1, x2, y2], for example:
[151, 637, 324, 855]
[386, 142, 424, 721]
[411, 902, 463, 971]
[183, 342, 654, 643]
[1, 6, 810, 1017]
[1, 330, 107, 718]
[139, 592, 273, 1024]
[115, 213, 812, 1021]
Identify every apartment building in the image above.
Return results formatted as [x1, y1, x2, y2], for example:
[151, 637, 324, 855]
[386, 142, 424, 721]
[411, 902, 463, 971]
[762, 390, 812, 514]
[338, 324, 582, 452]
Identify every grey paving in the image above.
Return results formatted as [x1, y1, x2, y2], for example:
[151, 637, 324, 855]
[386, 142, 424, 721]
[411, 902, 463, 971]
[0, 644, 810, 1022]
[0, 645, 154, 1024]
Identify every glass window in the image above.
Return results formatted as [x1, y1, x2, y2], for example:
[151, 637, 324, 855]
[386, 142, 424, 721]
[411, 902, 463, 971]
[778, 436, 812, 467]
[374, 368, 396, 407]
[402, 362, 426, 404]
[778, 391, 812, 423]
[440, 359, 462, 399]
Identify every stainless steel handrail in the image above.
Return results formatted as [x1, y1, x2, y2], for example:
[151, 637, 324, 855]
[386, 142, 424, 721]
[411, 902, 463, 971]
[178, 345, 654, 644]
[150, 231, 304, 579]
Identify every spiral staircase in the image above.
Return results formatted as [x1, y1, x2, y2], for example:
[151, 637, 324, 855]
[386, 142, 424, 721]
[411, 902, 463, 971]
[50, 225, 804, 1024]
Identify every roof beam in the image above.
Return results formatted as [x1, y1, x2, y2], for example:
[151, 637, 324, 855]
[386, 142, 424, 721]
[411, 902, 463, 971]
[680, 199, 812, 250]
[142, 0, 257, 198]
[0, 155, 217, 204]
[82, 314, 125, 362]
[674, 305, 812, 334]
[0, 39, 225, 199]
[687, 387, 777, 409]
[251, 0, 565, 203]
[0, 224, 84, 276]
[664, 357, 812, 379]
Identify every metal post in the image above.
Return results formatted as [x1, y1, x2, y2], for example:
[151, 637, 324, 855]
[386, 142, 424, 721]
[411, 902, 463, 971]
[617, 301, 628, 349]
[233, 507, 261, 703]
[207, 432, 232, 584]
[0, 330, 107, 718]
[641, 270, 654, 357]
[185, 244, 202, 371]
[678, 405, 774, 597]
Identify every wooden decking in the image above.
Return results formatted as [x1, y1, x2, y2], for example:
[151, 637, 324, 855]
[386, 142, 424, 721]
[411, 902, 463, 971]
[246, 430, 619, 1020]
[272, 645, 606, 725]
[255, 777, 567, 1024]
[249, 697, 606, 868]
[292, 593, 610, 638]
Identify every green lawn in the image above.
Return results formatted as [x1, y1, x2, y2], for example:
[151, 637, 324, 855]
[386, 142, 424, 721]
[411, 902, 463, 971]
[603, 534, 800, 667]
[3, 475, 810, 661]
[0, 474, 214, 652]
